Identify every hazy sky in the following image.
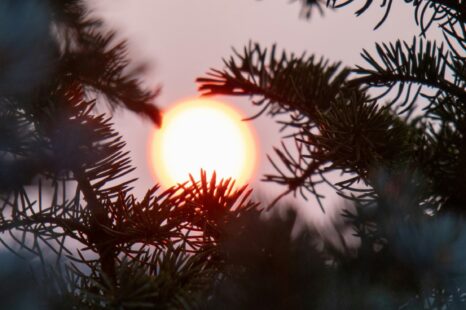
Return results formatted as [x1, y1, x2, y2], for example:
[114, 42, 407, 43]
[90, 0, 443, 225]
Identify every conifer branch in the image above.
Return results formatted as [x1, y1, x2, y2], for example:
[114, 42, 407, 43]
[0, 215, 88, 237]
[350, 38, 466, 108]
[51, 0, 162, 126]
[198, 44, 419, 204]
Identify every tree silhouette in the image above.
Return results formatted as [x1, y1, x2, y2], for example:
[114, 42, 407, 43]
[0, 0, 254, 308]
[197, 0, 466, 308]
[1, 0, 465, 309]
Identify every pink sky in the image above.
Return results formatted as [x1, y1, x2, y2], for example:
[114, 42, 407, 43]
[91, 0, 443, 226]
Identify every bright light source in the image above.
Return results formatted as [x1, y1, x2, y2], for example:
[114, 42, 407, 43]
[150, 98, 257, 188]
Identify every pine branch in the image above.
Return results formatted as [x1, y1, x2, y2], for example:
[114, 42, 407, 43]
[0, 215, 88, 237]
[326, 0, 466, 31]
[171, 171, 259, 244]
[86, 248, 214, 308]
[350, 38, 466, 111]
[47, 82, 137, 200]
[1, 0, 228, 306]
[51, 0, 162, 126]
[53, 84, 138, 282]
[0, 100, 50, 190]
[303, 0, 466, 60]
[0, 179, 87, 261]
[1, 80, 142, 282]
[198, 44, 420, 206]
[198, 43, 355, 121]
[418, 95, 466, 213]
[99, 186, 189, 249]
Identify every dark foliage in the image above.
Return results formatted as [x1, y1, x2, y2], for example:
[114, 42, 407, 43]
[1, 0, 465, 309]
[196, 0, 466, 308]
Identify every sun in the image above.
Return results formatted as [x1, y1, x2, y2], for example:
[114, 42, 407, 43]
[150, 98, 257, 188]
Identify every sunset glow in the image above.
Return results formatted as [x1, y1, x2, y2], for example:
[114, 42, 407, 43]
[150, 98, 257, 188]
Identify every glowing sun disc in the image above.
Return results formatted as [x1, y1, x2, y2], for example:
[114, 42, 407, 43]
[150, 98, 257, 188]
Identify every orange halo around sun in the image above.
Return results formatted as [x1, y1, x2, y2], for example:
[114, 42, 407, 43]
[149, 98, 257, 188]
